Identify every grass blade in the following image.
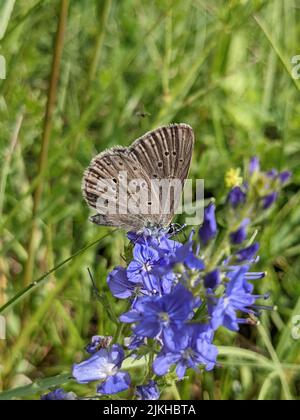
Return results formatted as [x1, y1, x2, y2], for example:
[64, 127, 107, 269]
[0, 0, 15, 40]
[0, 230, 117, 315]
[0, 374, 71, 400]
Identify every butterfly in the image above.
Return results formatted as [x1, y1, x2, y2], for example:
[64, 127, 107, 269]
[82, 123, 194, 232]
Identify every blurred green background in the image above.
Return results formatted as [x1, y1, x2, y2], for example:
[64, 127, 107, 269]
[0, 0, 300, 400]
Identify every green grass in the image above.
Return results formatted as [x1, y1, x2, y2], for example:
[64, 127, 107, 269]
[0, 0, 300, 400]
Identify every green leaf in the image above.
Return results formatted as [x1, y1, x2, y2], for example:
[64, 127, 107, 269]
[0, 374, 71, 400]
[0, 0, 15, 40]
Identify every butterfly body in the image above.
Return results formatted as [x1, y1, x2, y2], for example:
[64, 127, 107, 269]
[82, 123, 194, 232]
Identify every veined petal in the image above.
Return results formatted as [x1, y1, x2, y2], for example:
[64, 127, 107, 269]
[97, 372, 131, 395]
[153, 352, 181, 376]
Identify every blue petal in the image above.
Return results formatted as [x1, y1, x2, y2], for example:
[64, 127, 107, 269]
[141, 273, 161, 294]
[262, 192, 278, 209]
[279, 171, 291, 184]
[230, 219, 250, 245]
[120, 310, 142, 323]
[41, 389, 77, 400]
[153, 352, 180, 376]
[97, 372, 131, 395]
[204, 270, 221, 289]
[199, 203, 217, 245]
[72, 345, 125, 384]
[134, 320, 161, 338]
[127, 260, 144, 282]
[228, 186, 247, 208]
[235, 243, 259, 262]
[133, 244, 159, 264]
[109, 344, 125, 368]
[223, 314, 239, 331]
[162, 284, 194, 321]
[196, 339, 218, 370]
[162, 326, 180, 351]
[107, 267, 136, 299]
[176, 361, 187, 379]
[72, 349, 109, 384]
[125, 335, 145, 350]
[136, 380, 160, 400]
[249, 157, 260, 174]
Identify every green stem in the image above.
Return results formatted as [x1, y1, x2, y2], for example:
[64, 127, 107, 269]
[113, 323, 125, 344]
[206, 230, 229, 272]
[172, 382, 181, 401]
[253, 14, 300, 94]
[148, 352, 154, 380]
[258, 324, 293, 400]
[0, 112, 23, 217]
[87, 0, 112, 85]
[113, 300, 132, 343]
[23, 0, 69, 287]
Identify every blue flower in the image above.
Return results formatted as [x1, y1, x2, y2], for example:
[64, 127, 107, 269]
[204, 269, 221, 289]
[209, 266, 263, 331]
[127, 244, 160, 284]
[262, 192, 278, 209]
[279, 171, 291, 184]
[199, 204, 217, 245]
[72, 344, 130, 394]
[107, 266, 137, 299]
[249, 157, 260, 174]
[267, 169, 278, 179]
[41, 389, 77, 400]
[153, 325, 218, 379]
[120, 285, 196, 350]
[151, 234, 182, 255]
[154, 232, 205, 276]
[172, 234, 205, 271]
[86, 335, 113, 354]
[228, 186, 247, 208]
[127, 243, 172, 295]
[136, 380, 160, 400]
[230, 219, 250, 245]
[127, 233, 187, 296]
[235, 243, 259, 262]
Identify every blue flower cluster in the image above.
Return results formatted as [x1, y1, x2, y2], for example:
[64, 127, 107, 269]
[228, 157, 291, 212]
[43, 157, 290, 401]
[71, 218, 271, 396]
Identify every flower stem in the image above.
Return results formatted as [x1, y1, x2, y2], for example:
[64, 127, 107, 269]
[113, 324, 125, 345]
[172, 382, 181, 400]
[206, 230, 229, 272]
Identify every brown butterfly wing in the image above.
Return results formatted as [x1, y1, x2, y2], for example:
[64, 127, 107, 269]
[82, 148, 161, 231]
[126, 123, 194, 226]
